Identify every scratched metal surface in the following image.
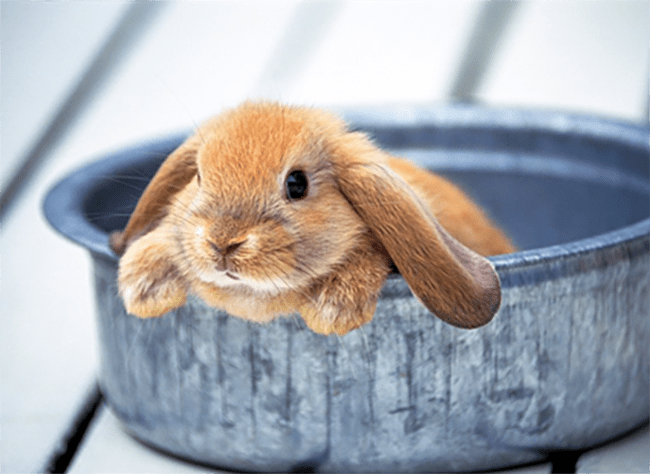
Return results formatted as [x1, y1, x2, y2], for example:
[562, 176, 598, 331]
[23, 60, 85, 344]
[44, 105, 650, 472]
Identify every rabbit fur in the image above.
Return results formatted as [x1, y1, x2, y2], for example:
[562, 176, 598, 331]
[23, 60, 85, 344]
[110, 101, 515, 335]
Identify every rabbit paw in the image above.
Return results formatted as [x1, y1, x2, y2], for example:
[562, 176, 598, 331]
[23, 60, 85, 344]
[300, 240, 391, 335]
[117, 233, 187, 318]
[301, 290, 377, 336]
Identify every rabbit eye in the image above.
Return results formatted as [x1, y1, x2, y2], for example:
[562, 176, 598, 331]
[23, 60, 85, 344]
[285, 170, 308, 201]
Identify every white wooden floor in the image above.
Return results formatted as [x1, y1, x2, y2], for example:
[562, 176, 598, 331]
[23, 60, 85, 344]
[1, 2, 648, 472]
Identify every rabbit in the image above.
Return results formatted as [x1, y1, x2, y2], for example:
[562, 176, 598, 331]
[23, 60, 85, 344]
[110, 100, 516, 336]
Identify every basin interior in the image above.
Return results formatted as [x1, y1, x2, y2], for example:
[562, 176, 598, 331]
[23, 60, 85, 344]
[83, 132, 649, 252]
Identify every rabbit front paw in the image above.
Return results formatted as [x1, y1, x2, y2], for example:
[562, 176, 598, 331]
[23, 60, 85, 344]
[117, 233, 187, 318]
[119, 269, 187, 318]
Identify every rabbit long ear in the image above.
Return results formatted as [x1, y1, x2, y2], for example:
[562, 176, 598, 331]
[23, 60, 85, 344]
[336, 158, 501, 329]
[110, 135, 201, 255]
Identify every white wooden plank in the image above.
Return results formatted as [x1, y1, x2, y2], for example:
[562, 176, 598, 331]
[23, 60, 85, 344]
[0, 152, 100, 472]
[576, 425, 649, 474]
[68, 405, 227, 473]
[55, 1, 480, 154]
[0, 2, 129, 194]
[54, 1, 302, 151]
[0, 3, 151, 472]
[477, 1, 649, 121]
[286, 1, 480, 106]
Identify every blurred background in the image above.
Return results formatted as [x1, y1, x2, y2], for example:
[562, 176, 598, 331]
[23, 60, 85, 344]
[1, 1, 648, 472]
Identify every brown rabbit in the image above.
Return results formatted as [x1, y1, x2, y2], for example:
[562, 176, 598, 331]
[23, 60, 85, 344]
[110, 101, 515, 335]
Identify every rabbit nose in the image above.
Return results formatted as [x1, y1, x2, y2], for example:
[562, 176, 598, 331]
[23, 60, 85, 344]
[209, 239, 246, 257]
[210, 239, 246, 273]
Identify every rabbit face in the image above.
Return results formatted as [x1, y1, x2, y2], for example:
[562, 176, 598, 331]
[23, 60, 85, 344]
[169, 112, 367, 297]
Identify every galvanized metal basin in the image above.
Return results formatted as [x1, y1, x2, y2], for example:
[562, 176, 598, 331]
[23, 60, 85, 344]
[43, 105, 649, 472]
